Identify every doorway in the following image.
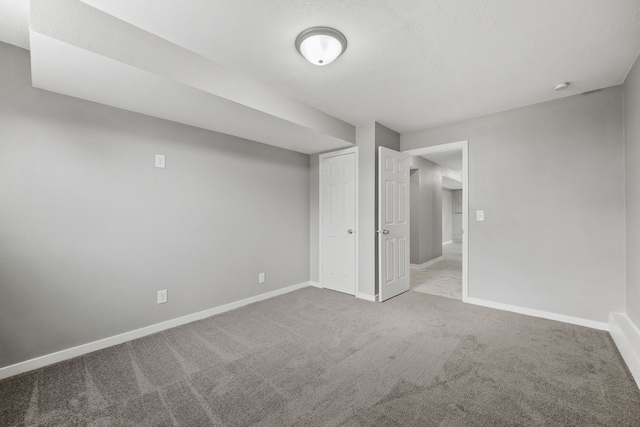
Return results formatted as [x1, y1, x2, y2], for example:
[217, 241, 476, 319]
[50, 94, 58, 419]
[410, 184, 463, 300]
[403, 141, 469, 302]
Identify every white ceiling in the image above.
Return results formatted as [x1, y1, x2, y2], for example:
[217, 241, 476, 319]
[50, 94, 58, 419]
[421, 150, 463, 174]
[2, 0, 640, 152]
[0, 0, 29, 49]
[78, 0, 640, 131]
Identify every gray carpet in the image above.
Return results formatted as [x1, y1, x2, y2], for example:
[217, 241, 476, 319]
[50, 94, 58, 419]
[1, 288, 639, 426]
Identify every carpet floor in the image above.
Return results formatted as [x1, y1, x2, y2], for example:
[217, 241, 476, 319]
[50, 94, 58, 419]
[1, 288, 639, 426]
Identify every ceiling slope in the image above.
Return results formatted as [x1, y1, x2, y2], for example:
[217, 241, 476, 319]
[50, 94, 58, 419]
[29, 0, 355, 154]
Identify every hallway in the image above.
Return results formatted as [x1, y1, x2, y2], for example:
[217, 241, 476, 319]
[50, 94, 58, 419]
[410, 242, 462, 300]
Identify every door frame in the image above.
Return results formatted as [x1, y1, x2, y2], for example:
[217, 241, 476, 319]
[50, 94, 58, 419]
[403, 140, 469, 302]
[319, 147, 359, 295]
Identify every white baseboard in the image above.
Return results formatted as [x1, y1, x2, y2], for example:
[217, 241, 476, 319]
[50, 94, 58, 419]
[609, 312, 640, 389]
[0, 281, 313, 381]
[356, 292, 376, 302]
[310, 281, 369, 301]
[410, 256, 443, 269]
[465, 297, 609, 331]
[442, 240, 453, 245]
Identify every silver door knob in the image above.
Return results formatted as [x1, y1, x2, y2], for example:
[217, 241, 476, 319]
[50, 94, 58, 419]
[347, 229, 353, 234]
[377, 229, 390, 234]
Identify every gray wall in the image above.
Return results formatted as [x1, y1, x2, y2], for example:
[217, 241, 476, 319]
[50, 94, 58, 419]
[442, 189, 453, 243]
[309, 154, 320, 284]
[452, 190, 463, 242]
[355, 122, 376, 298]
[410, 170, 421, 263]
[402, 86, 625, 323]
[409, 157, 443, 265]
[0, 42, 310, 369]
[375, 123, 401, 152]
[625, 53, 640, 327]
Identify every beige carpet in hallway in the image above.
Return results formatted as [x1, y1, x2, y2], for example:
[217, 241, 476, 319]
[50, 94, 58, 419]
[411, 242, 462, 299]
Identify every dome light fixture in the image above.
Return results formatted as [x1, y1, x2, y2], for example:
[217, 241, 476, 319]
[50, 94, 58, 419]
[554, 82, 570, 91]
[295, 27, 347, 66]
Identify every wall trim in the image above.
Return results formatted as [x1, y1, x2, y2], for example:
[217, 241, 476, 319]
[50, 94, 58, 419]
[410, 256, 443, 269]
[309, 281, 322, 288]
[0, 281, 313, 381]
[356, 292, 376, 302]
[466, 297, 609, 331]
[609, 312, 640, 389]
[442, 240, 453, 245]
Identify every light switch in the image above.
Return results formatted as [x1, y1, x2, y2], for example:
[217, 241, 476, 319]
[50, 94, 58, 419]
[155, 154, 166, 168]
[476, 210, 485, 221]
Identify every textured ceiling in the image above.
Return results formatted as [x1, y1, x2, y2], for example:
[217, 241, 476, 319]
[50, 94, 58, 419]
[2, 0, 640, 139]
[79, 0, 640, 132]
[0, 0, 29, 49]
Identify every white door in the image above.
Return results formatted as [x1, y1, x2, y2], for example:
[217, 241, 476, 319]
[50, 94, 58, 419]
[320, 151, 356, 295]
[378, 147, 410, 301]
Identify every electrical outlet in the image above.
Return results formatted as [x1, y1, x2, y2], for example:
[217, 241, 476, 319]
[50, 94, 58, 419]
[157, 289, 168, 304]
[258, 272, 266, 284]
[155, 154, 166, 168]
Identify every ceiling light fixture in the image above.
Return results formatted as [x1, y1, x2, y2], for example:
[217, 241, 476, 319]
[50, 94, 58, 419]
[554, 82, 570, 91]
[295, 27, 347, 66]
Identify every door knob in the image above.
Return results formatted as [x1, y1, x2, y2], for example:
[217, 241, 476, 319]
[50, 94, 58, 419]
[347, 229, 353, 234]
[377, 229, 390, 235]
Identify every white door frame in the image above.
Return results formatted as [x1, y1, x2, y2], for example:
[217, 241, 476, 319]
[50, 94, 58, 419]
[319, 147, 359, 296]
[403, 140, 469, 302]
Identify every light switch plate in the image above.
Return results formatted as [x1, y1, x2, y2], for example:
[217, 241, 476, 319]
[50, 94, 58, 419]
[155, 154, 166, 168]
[476, 210, 485, 221]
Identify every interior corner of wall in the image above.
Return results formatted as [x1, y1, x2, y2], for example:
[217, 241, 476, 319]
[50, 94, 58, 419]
[609, 312, 640, 389]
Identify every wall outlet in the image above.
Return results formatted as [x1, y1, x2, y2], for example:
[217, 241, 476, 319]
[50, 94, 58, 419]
[157, 289, 168, 304]
[258, 272, 266, 284]
[155, 154, 166, 168]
